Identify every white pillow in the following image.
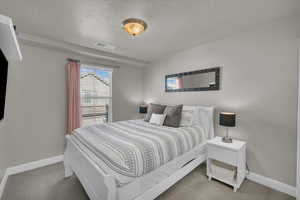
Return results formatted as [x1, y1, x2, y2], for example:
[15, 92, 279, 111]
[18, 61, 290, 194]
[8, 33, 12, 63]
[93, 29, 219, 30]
[149, 113, 167, 126]
[180, 106, 197, 127]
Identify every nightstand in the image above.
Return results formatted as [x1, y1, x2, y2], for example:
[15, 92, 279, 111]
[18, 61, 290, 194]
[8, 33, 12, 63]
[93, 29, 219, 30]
[206, 136, 246, 192]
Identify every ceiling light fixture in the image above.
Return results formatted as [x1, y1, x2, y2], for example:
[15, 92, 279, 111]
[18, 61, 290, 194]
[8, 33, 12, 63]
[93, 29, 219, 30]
[122, 18, 147, 36]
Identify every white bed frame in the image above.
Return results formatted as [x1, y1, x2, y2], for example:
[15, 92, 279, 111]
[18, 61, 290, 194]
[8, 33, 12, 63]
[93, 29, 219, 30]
[64, 106, 214, 200]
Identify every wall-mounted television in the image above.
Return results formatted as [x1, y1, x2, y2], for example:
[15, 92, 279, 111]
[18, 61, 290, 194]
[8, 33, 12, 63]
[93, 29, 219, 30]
[0, 49, 8, 120]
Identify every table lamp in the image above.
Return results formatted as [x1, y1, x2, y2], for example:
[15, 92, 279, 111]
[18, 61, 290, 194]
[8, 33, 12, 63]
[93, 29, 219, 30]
[219, 112, 236, 143]
[139, 105, 147, 114]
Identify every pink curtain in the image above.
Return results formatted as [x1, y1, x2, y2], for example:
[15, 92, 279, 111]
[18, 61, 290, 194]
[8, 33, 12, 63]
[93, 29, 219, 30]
[67, 61, 81, 134]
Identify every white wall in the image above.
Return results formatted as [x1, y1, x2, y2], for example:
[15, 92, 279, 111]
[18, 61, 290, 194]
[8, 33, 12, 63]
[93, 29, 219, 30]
[143, 17, 299, 186]
[112, 66, 144, 121]
[0, 43, 143, 170]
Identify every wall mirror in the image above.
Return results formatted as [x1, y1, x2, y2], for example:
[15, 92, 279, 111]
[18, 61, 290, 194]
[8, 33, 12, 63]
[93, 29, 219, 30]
[165, 67, 220, 92]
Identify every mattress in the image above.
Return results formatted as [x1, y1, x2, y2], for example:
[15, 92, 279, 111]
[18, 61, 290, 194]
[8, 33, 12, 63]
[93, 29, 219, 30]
[70, 120, 206, 178]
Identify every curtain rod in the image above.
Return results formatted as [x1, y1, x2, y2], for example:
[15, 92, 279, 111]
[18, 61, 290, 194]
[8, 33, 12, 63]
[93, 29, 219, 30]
[67, 58, 120, 69]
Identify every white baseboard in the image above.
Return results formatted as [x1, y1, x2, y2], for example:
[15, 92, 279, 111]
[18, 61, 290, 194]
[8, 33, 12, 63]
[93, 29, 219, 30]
[0, 155, 64, 199]
[0, 170, 9, 199]
[247, 172, 296, 197]
[6, 155, 64, 175]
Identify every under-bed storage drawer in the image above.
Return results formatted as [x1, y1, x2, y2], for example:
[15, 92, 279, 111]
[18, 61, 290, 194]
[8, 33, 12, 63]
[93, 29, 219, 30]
[207, 145, 237, 166]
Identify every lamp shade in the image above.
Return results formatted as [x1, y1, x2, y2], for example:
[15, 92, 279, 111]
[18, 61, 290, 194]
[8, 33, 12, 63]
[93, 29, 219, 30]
[219, 112, 236, 127]
[139, 105, 147, 114]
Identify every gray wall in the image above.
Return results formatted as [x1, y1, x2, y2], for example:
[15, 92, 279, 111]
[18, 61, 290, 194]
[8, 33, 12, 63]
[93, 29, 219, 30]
[0, 44, 143, 171]
[143, 18, 299, 186]
[0, 117, 7, 180]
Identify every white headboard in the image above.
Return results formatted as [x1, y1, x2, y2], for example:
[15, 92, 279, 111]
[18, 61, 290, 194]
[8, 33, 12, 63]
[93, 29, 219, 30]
[195, 106, 215, 139]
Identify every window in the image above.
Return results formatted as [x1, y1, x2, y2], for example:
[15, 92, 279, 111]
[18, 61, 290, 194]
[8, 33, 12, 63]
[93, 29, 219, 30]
[80, 65, 112, 127]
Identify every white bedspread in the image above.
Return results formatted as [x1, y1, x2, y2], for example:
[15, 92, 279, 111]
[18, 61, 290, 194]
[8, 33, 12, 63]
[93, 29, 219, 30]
[70, 120, 206, 178]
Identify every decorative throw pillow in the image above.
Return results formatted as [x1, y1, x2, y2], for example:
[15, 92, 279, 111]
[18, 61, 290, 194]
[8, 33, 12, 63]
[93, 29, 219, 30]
[163, 104, 183, 128]
[144, 103, 167, 122]
[149, 114, 167, 126]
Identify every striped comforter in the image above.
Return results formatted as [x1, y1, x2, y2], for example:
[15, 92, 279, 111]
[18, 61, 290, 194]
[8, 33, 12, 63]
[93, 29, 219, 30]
[71, 120, 206, 177]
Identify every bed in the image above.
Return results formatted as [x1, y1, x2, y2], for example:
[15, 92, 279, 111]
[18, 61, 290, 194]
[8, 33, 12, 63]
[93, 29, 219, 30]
[64, 106, 214, 200]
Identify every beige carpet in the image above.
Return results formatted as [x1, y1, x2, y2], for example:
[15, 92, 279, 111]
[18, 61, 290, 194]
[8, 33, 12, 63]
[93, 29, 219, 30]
[1, 163, 294, 200]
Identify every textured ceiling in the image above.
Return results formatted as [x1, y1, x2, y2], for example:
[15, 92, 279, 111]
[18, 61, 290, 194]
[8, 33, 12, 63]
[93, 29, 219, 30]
[0, 0, 299, 62]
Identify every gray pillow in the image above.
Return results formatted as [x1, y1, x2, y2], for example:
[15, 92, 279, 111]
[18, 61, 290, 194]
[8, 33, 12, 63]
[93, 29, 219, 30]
[163, 105, 183, 128]
[144, 103, 166, 122]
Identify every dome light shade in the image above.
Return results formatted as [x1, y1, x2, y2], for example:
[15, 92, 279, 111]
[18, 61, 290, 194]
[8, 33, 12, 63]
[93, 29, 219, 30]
[122, 18, 147, 36]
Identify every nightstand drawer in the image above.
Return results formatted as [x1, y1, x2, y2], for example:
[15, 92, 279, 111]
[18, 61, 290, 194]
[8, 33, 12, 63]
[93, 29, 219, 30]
[207, 145, 237, 166]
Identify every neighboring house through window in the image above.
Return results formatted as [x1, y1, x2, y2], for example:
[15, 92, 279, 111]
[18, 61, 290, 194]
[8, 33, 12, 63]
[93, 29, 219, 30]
[80, 65, 112, 126]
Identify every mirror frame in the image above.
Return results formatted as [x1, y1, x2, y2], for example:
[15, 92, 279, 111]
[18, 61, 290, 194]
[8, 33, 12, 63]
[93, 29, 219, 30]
[165, 67, 220, 92]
